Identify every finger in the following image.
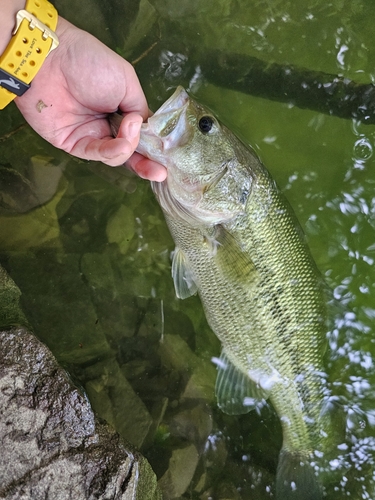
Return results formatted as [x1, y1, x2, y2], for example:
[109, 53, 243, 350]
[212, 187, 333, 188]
[67, 113, 143, 165]
[118, 63, 149, 121]
[126, 152, 167, 182]
[116, 112, 142, 143]
[112, 114, 167, 181]
[68, 136, 136, 166]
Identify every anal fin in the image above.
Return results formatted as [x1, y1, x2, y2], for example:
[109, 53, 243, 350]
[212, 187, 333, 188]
[276, 450, 322, 500]
[213, 350, 269, 415]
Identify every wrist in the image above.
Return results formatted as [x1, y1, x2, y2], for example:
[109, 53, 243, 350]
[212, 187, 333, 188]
[0, 0, 26, 55]
[0, 0, 59, 109]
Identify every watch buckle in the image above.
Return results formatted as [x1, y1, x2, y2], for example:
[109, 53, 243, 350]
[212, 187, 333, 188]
[13, 9, 59, 56]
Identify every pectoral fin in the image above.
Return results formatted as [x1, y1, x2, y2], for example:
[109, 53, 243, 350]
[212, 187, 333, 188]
[214, 350, 269, 415]
[171, 247, 198, 299]
[214, 225, 258, 285]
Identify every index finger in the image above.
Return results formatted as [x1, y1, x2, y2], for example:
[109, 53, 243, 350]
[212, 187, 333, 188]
[117, 63, 149, 121]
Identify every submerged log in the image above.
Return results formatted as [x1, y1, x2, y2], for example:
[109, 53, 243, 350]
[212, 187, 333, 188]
[198, 49, 375, 124]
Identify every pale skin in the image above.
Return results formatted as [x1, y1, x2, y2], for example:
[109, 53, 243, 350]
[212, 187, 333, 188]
[0, 0, 167, 181]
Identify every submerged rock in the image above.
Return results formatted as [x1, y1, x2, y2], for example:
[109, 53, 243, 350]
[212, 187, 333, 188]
[0, 265, 28, 329]
[0, 327, 161, 500]
[84, 357, 153, 449]
[158, 443, 199, 499]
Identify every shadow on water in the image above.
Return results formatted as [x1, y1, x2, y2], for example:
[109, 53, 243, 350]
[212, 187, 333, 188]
[1, 0, 375, 498]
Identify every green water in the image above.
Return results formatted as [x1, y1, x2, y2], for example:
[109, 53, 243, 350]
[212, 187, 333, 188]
[1, 0, 375, 498]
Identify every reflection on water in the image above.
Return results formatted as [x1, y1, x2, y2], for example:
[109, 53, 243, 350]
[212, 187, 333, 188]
[1, 0, 375, 498]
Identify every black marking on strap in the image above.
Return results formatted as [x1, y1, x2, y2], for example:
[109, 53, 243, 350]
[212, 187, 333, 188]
[0, 68, 30, 96]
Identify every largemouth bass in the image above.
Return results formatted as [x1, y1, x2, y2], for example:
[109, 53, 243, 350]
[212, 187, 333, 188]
[112, 87, 330, 499]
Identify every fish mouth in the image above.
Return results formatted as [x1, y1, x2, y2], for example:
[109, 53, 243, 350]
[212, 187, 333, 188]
[151, 86, 189, 119]
[137, 86, 190, 160]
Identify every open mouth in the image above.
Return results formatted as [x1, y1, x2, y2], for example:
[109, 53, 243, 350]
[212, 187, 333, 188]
[151, 86, 189, 117]
[144, 86, 189, 137]
[138, 87, 190, 155]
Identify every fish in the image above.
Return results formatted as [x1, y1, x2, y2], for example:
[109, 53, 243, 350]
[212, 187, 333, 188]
[111, 87, 330, 499]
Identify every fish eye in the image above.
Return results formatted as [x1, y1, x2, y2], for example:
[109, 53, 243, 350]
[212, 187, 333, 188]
[198, 116, 214, 134]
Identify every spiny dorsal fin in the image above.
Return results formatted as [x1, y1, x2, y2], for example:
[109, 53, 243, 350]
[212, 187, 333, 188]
[171, 247, 198, 299]
[214, 349, 269, 415]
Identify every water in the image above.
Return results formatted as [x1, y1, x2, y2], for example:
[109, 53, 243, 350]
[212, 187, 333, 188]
[1, 0, 375, 498]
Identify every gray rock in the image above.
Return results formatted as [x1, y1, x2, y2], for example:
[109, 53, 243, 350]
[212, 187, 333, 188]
[0, 327, 161, 500]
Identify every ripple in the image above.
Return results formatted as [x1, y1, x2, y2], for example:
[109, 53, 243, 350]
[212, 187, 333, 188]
[353, 138, 373, 162]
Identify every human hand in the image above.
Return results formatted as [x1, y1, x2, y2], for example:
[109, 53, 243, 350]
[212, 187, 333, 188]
[15, 17, 167, 182]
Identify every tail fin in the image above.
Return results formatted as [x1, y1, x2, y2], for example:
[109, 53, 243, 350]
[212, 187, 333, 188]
[276, 449, 322, 500]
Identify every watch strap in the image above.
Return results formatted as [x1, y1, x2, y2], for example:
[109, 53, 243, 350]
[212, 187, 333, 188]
[0, 0, 59, 109]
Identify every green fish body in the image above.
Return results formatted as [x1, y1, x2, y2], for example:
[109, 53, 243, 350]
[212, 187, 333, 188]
[116, 87, 330, 499]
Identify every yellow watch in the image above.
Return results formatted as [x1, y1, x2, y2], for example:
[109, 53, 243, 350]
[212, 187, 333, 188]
[0, 0, 59, 109]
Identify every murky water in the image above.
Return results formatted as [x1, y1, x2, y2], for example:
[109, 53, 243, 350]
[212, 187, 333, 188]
[1, 0, 375, 498]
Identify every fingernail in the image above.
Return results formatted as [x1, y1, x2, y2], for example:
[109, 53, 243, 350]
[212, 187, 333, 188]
[128, 120, 142, 141]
